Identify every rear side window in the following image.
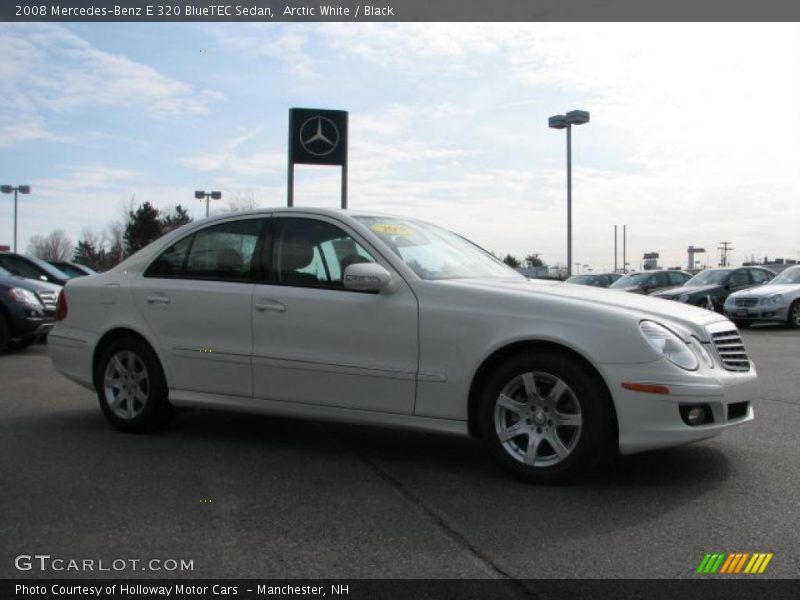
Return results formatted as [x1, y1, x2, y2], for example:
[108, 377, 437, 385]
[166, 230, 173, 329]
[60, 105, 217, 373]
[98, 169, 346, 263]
[730, 270, 749, 286]
[145, 219, 264, 281]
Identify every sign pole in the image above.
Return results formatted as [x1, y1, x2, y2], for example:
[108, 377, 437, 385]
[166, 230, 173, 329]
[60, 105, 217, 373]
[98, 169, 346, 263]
[341, 163, 348, 209]
[287, 163, 294, 207]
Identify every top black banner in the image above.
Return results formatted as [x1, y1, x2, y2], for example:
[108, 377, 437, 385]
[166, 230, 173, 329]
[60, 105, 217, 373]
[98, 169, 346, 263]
[4, 0, 800, 22]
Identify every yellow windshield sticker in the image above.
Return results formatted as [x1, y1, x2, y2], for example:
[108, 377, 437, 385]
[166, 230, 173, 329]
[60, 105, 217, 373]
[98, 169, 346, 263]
[372, 223, 414, 236]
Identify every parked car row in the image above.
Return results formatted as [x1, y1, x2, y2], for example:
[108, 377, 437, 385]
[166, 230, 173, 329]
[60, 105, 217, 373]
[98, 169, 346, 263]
[0, 252, 96, 351]
[565, 263, 798, 328]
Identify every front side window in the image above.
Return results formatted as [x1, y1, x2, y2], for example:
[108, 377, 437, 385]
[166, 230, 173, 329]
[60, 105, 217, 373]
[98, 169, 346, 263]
[667, 271, 689, 286]
[271, 218, 375, 288]
[749, 269, 772, 284]
[355, 216, 521, 281]
[145, 219, 264, 281]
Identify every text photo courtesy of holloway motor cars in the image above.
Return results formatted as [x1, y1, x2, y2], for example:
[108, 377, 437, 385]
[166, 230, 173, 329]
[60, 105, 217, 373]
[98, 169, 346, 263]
[1, 4, 799, 599]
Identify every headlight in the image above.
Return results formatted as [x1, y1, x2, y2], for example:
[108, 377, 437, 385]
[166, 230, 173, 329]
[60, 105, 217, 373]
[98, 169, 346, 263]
[690, 336, 714, 369]
[724, 295, 735, 306]
[639, 320, 699, 371]
[678, 293, 690, 303]
[8, 287, 43, 308]
[761, 294, 782, 305]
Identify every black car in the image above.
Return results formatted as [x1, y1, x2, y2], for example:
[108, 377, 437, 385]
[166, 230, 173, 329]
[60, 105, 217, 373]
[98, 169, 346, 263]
[564, 272, 622, 288]
[0, 252, 71, 286]
[47, 261, 97, 278]
[610, 269, 692, 295]
[651, 266, 775, 311]
[0, 265, 59, 350]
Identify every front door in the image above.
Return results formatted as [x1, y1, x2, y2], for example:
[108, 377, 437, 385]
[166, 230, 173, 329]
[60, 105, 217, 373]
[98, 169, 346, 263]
[251, 215, 418, 414]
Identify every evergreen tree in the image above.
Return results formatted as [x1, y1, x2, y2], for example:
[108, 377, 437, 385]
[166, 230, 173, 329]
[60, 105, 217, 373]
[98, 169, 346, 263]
[124, 202, 162, 256]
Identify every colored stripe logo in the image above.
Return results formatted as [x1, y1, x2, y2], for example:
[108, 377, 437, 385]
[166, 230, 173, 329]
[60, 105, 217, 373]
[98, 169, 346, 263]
[696, 552, 773, 574]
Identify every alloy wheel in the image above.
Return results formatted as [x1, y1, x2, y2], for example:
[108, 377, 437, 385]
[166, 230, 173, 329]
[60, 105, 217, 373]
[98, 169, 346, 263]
[493, 371, 582, 467]
[103, 351, 150, 419]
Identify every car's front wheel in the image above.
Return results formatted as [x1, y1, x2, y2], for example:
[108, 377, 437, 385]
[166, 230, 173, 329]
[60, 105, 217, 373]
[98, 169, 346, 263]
[477, 351, 614, 483]
[788, 300, 800, 329]
[94, 336, 172, 432]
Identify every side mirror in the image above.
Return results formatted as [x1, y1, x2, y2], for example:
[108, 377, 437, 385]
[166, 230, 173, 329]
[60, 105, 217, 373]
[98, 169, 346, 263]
[343, 263, 392, 293]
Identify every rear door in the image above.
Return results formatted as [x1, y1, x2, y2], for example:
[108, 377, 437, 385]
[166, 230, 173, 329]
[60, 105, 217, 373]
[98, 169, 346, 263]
[131, 217, 266, 397]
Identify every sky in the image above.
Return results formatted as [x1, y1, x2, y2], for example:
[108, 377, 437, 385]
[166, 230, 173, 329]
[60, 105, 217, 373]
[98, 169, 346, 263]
[1, 22, 799, 272]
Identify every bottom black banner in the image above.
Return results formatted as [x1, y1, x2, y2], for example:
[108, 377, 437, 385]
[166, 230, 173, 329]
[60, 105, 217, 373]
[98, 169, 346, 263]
[4, 579, 800, 600]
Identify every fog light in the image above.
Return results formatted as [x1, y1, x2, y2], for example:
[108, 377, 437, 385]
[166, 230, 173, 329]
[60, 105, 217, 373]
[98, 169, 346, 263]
[680, 404, 714, 426]
[687, 407, 705, 424]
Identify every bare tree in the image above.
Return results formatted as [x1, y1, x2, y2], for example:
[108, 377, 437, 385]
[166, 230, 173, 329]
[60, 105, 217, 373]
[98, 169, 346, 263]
[26, 230, 75, 261]
[226, 190, 259, 213]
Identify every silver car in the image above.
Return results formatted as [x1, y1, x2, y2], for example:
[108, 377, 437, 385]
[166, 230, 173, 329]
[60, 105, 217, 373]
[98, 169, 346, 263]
[724, 265, 800, 328]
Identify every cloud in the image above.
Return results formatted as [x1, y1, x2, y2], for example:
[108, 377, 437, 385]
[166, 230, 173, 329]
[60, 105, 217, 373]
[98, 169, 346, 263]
[0, 23, 224, 148]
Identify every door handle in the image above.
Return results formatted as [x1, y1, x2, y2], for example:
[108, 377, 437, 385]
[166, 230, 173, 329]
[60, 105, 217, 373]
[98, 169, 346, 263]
[146, 295, 171, 304]
[255, 299, 286, 313]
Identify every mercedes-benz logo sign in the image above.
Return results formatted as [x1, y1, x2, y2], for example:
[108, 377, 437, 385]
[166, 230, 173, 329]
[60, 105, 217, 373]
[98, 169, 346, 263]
[299, 116, 340, 157]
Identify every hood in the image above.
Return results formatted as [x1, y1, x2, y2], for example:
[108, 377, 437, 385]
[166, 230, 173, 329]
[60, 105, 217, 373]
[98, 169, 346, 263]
[652, 284, 720, 298]
[440, 277, 727, 336]
[0, 274, 61, 294]
[729, 284, 798, 298]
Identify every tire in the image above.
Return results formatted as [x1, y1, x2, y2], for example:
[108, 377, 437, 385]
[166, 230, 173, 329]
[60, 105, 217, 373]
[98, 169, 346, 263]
[477, 351, 614, 483]
[0, 314, 9, 352]
[732, 320, 751, 329]
[788, 300, 800, 329]
[697, 297, 716, 311]
[94, 336, 173, 432]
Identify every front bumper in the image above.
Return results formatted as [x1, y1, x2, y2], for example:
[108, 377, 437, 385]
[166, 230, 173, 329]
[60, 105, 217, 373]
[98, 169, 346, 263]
[724, 305, 788, 323]
[600, 358, 757, 455]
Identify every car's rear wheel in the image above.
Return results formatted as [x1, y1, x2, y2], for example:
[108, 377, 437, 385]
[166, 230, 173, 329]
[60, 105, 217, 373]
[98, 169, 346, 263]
[94, 336, 172, 432]
[477, 351, 614, 483]
[788, 300, 800, 329]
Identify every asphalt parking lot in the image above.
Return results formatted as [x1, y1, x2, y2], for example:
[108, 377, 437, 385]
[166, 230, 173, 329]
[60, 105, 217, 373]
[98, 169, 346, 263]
[1, 326, 798, 580]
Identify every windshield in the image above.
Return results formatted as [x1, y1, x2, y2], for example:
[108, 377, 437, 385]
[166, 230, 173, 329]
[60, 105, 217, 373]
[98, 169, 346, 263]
[771, 266, 800, 285]
[52, 263, 86, 278]
[687, 269, 729, 286]
[610, 272, 650, 288]
[355, 216, 523, 281]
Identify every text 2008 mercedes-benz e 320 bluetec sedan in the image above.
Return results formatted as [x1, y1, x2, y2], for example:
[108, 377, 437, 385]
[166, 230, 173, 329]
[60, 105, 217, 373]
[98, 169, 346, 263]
[49, 209, 757, 482]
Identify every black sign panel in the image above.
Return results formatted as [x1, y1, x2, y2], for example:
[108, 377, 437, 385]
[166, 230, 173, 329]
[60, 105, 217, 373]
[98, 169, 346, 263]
[289, 108, 348, 166]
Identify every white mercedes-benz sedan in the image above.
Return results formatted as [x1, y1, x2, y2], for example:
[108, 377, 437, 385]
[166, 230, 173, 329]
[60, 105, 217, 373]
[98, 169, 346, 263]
[49, 208, 757, 482]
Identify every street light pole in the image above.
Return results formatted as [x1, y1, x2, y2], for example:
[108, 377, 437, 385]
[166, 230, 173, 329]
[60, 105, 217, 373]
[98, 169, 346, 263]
[194, 190, 222, 218]
[1, 184, 31, 253]
[548, 110, 590, 278]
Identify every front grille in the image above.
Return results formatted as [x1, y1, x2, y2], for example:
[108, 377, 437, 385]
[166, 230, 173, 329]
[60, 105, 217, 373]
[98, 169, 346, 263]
[36, 290, 58, 311]
[711, 329, 750, 372]
[728, 401, 749, 420]
[734, 297, 758, 307]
